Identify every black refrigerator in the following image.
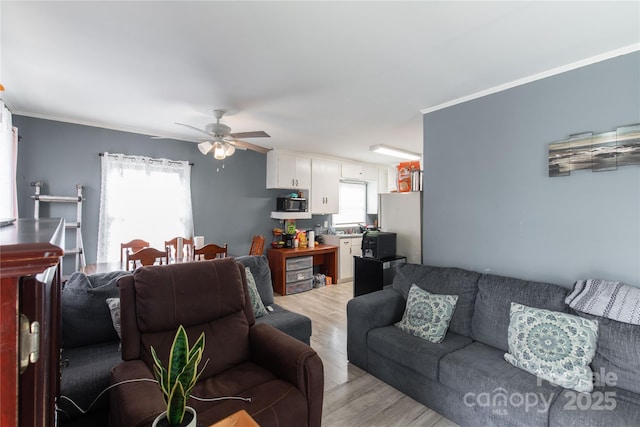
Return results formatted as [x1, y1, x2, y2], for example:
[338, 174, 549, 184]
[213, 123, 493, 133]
[353, 256, 406, 297]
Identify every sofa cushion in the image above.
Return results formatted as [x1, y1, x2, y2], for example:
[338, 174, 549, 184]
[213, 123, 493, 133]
[236, 255, 274, 305]
[392, 264, 480, 337]
[471, 273, 569, 352]
[245, 267, 268, 317]
[440, 341, 559, 426]
[59, 341, 121, 420]
[192, 361, 309, 427]
[576, 312, 640, 395]
[131, 259, 252, 380]
[368, 325, 472, 381]
[549, 385, 640, 427]
[504, 303, 599, 393]
[255, 304, 312, 345]
[61, 271, 129, 348]
[394, 284, 458, 343]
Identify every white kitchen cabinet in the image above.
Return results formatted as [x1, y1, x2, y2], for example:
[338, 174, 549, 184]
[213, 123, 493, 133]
[351, 236, 363, 258]
[310, 157, 340, 214]
[341, 161, 379, 182]
[361, 164, 378, 181]
[378, 166, 390, 194]
[266, 150, 311, 189]
[323, 235, 362, 283]
[340, 161, 362, 180]
[338, 236, 362, 282]
[366, 180, 378, 214]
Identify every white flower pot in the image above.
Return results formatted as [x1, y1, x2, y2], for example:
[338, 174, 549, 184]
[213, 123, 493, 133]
[152, 406, 197, 427]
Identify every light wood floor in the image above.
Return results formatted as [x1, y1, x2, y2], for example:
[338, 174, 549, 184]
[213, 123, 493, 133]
[274, 282, 459, 427]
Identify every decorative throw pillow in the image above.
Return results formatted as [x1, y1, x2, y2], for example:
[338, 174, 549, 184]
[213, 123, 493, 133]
[504, 302, 599, 393]
[106, 298, 121, 339]
[394, 284, 458, 343]
[245, 267, 268, 317]
[236, 255, 275, 305]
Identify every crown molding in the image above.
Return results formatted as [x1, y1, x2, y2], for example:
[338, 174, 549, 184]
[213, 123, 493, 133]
[420, 44, 640, 115]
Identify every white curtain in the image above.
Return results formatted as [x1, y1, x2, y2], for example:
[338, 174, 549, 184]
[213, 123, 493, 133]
[97, 152, 194, 263]
[0, 101, 18, 219]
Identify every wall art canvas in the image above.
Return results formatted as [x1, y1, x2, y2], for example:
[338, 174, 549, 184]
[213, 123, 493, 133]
[592, 131, 617, 172]
[617, 124, 640, 167]
[548, 124, 639, 177]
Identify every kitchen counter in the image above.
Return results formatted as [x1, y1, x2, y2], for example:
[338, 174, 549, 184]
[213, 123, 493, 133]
[322, 233, 364, 238]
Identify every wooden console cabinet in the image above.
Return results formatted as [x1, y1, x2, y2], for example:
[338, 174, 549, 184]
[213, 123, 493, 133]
[266, 244, 338, 295]
[1, 218, 64, 427]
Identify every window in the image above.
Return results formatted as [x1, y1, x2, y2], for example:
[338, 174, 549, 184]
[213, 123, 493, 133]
[96, 153, 193, 263]
[333, 181, 367, 226]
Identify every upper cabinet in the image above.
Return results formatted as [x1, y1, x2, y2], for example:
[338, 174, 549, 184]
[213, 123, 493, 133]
[366, 180, 378, 214]
[341, 161, 379, 182]
[310, 158, 340, 214]
[378, 166, 391, 194]
[266, 150, 311, 189]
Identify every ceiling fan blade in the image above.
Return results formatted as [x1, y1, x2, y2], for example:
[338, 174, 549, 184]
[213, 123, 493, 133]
[175, 122, 212, 136]
[198, 141, 214, 155]
[229, 131, 270, 139]
[228, 139, 270, 154]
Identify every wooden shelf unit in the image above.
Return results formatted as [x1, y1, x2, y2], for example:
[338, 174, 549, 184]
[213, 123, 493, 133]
[266, 244, 338, 296]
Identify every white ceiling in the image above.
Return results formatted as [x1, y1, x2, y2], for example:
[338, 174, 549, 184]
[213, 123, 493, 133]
[2, 1, 639, 165]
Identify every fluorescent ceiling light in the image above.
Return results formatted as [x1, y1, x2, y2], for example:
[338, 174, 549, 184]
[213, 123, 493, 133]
[369, 144, 421, 160]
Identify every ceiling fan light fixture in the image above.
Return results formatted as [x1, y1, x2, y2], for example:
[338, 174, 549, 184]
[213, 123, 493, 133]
[213, 143, 226, 160]
[224, 143, 235, 156]
[198, 141, 214, 155]
[369, 144, 421, 160]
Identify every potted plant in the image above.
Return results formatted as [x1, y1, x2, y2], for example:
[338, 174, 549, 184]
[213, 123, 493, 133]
[150, 325, 208, 427]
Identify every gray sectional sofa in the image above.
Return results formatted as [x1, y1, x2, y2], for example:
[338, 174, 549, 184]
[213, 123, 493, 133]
[58, 255, 311, 426]
[347, 263, 640, 427]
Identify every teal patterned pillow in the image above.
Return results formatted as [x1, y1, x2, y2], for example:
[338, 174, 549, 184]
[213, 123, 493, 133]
[394, 284, 458, 343]
[504, 302, 598, 393]
[245, 267, 268, 317]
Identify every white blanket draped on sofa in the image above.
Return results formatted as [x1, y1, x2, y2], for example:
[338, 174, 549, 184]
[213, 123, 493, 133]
[565, 279, 640, 325]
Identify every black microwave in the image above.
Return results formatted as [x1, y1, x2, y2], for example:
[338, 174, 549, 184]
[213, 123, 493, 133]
[277, 197, 307, 212]
[361, 231, 397, 259]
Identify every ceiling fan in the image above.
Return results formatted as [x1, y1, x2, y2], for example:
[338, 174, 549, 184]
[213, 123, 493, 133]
[176, 110, 270, 159]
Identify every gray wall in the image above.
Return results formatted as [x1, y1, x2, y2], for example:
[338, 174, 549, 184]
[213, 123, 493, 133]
[422, 51, 640, 288]
[14, 116, 298, 265]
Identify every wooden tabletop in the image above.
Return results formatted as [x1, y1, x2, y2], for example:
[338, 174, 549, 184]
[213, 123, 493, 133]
[209, 409, 258, 427]
[0, 218, 65, 279]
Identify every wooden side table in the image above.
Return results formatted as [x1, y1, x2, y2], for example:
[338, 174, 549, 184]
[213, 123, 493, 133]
[209, 409, 259, 427]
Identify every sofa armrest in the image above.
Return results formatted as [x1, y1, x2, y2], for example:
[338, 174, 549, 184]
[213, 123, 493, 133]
[249, 323, 324, 427]
[347, 288, 406, 370]
[255, 304, 312, 345]
[109, 360, 165, 427]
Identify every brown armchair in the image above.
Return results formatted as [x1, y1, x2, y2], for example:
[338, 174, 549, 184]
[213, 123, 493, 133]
[110, 258, 323, 427]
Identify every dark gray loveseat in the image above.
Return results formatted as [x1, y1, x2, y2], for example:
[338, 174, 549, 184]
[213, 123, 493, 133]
[347, 263, 640, 427]
[58, 255, 311, 426]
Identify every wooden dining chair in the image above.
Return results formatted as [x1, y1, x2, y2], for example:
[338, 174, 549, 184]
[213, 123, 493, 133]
[193, 243, 228, 260]
[121, 239, 150, 270]
[164, 236, 194, 262]
[126, 247, 168, 271]
[249, 235, 265, 256]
